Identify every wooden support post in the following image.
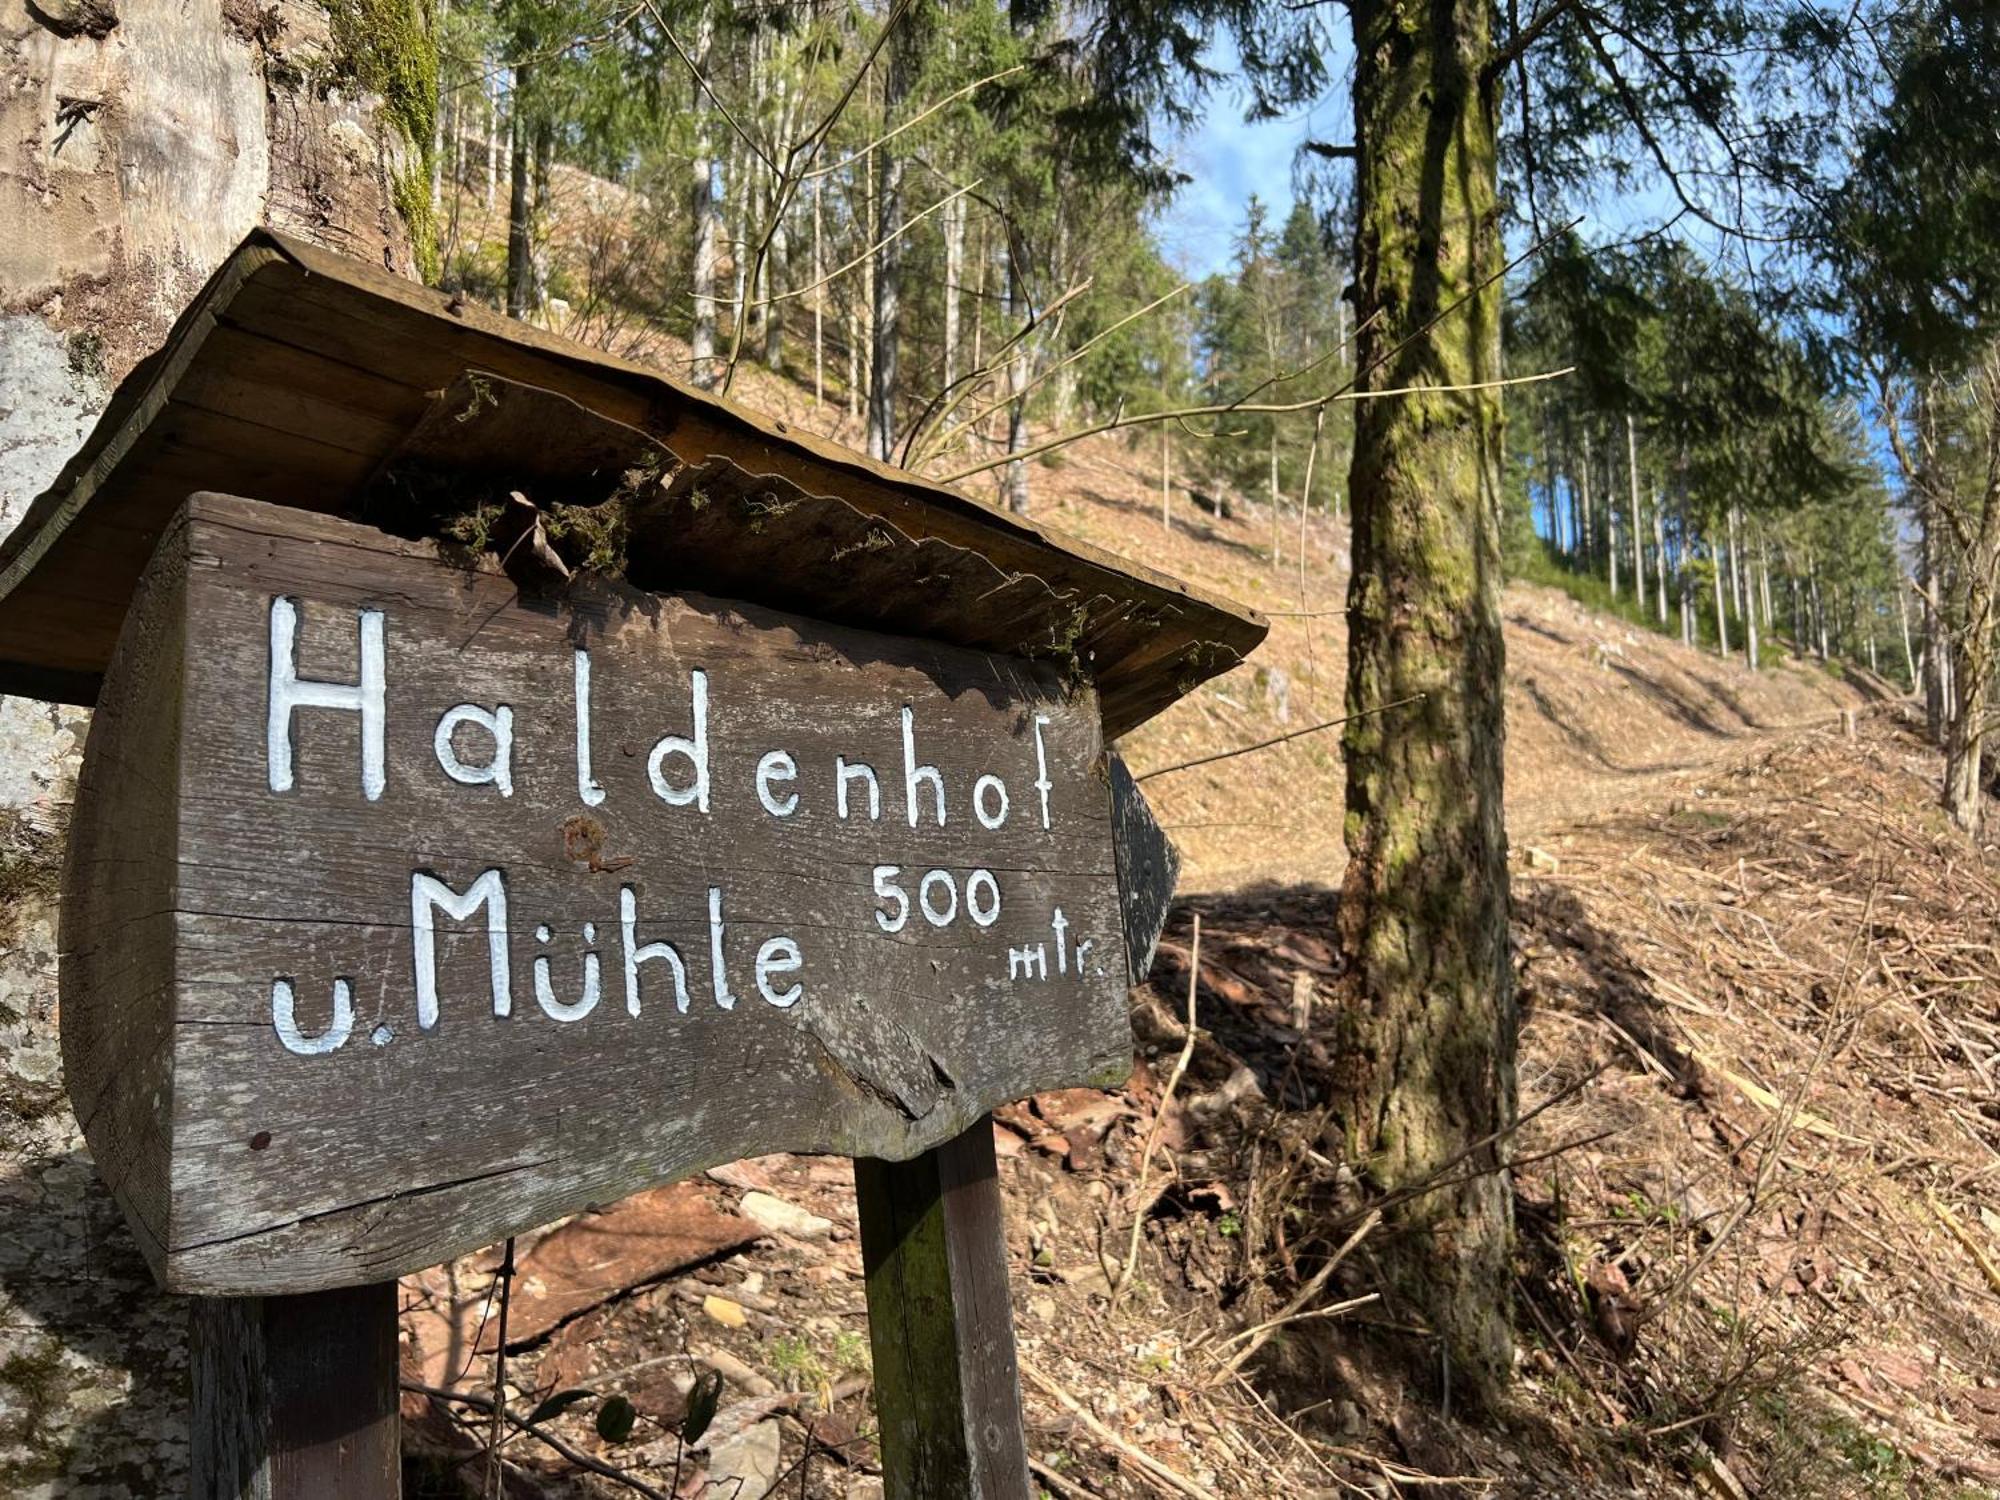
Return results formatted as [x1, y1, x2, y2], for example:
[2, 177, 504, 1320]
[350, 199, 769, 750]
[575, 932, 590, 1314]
[191, 1282, 401, 1498]
[856, 1114, 1031, 1500]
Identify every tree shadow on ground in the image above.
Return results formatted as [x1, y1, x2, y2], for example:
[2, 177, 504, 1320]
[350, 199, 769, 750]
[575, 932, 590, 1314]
[1071, 485, 1273, 562]
[1123, 868, 1769, 1492]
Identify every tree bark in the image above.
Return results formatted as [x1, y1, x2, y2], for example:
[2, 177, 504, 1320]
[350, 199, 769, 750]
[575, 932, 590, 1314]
[505, 62, 533, 319]
[1712, 536, 1730, 660]
[688, 12, 719, 389]
[1336, 0, 1515, 1403]
[1941, 371, 2000, 834]
[1626, 414, 1645, 606]
[1653, 491, 1668, 625]
[1005, 248, 1031, 515]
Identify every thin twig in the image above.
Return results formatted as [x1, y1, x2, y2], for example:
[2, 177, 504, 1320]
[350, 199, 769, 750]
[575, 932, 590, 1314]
[1135, 695, 1428, 782]
[911, 281, 1194, 465]
[804, 64, 1028, 179]
[1113, 914, 1201, 1305]
[1019, 1358, 1218, 1500]
[410, 1381, 674, 1500]
[939, 369, 1574, 482]
[1212, 1213, 1382, 1380]
[485, 1235, 515, 1499]
[767, 181, 983, 307]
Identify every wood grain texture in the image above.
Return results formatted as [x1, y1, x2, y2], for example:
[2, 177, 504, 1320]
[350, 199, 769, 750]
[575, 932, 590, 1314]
[856, 1116, 1031, 1500]
[0, 230, 1264, 732]
[1109, 754, 1180, 986]
[62, 494, 1136, 1294]
[191, 1283, 402, 1498]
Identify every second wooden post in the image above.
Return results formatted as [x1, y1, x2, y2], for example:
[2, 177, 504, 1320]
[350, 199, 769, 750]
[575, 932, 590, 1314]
[856, 1113, 1032, 1500]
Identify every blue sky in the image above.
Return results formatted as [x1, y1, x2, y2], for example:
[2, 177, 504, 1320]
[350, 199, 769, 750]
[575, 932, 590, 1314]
[1153, 33, 1346, 278]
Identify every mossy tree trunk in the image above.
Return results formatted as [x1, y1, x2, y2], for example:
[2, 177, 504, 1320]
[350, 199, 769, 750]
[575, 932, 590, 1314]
[1335, 0, 1516, 1403]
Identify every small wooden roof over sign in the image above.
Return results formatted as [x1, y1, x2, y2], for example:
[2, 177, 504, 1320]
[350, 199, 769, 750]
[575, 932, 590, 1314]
[0, 229, 1265, 736]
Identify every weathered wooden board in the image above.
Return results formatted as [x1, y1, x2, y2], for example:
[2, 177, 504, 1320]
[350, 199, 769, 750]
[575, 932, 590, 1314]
[62, 493, 1136, 1295]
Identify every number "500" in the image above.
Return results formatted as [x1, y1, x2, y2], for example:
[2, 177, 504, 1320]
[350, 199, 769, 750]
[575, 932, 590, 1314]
[872, 865, 1002, 932]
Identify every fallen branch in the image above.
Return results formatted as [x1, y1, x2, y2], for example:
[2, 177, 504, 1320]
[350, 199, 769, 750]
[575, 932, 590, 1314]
[1019, 1358, 1218, 1500]
[1112, 913, 1201, 1306]
[1211, 1213, 1381, 1380]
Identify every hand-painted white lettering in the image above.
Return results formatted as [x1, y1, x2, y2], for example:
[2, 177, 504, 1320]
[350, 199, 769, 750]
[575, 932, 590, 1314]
[267, 596, 386, 799]
[1051, 906, 1070, 975]
[919, 868, 958, 927]
[1031, 713, 1053, 831]
[534, 944, 602, 1022]
[411, 868, 511, 1028]
[647, 669, 711, 810]
[1008, 944, 1047, 981]
[620, 884, 691, 1015]
[535, 924, 551, 942]
[872, 866, 909, 933]
[707, 886, 738, 1010]
[755, 936, 804, 1008]
[271, 976, 355, 1055]
[1074, 938, 1095, 977]
[370, 1023, 394, 1047]
[836, 757, 880, 820]
[902, 706, 945, 827]
[574, 649, 606, 807]
[434, 703, 514, 796]
[973, 774, 1010, 829]
[965, 868, 1002, 928]
[756, 750, 800, 816]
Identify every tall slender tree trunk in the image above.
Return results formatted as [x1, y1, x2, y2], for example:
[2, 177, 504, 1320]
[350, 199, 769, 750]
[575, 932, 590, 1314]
[1578, 426, 1595, 572]
[1743, 542, 1758, 672]
[1897, 585, 1918, 691]
[1653, 491, 1668, 625]
[812, 179, 824, 407]
[1627, 414, 1645, 606]
[1810, 558, 1828, 662]
[505, 61, 533, 319]
[1337, 0, 1514, 1402]
[1713, 537, 1730, 660]
[865, 36, 910, 460]
[1005, 250, 1031, 515]
[1758, 532, 1772, 630]
[1941, 374, 2000, 835]
[1915, 383, 1948, 742]
[688, 12, 719, 389]
[943, 194, 965, 393]
[1727, 506, 1744, 622]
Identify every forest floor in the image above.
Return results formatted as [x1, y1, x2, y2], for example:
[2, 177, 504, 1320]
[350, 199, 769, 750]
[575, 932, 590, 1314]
[397, 357, 2000, 1499]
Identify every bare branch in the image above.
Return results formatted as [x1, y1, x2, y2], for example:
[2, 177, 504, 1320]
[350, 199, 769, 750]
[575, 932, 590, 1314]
[768, 181, 982, 308]
[939, 369, 1574, 482]
[804, 64, 1029, 180]
[1135, 694, 1431, 782]
[895, 280, 1095, 463]
[1484, 0, 1582, 79]
[910, 281, 1194, 465]
[640, 0, 777, 177]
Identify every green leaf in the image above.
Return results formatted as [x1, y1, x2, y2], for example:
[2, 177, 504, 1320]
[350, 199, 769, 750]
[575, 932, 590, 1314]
[680, 1370, 724, 1444]
[595, 1394, 637, 1444]
[526, 1388, 594, 1425]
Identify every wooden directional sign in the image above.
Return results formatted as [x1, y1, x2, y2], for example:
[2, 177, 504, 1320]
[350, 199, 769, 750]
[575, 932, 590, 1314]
[62, 494, 1158, 1296]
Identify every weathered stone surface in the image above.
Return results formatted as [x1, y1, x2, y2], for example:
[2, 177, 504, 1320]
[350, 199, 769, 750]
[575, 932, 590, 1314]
[0, 0, 427, 1486]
